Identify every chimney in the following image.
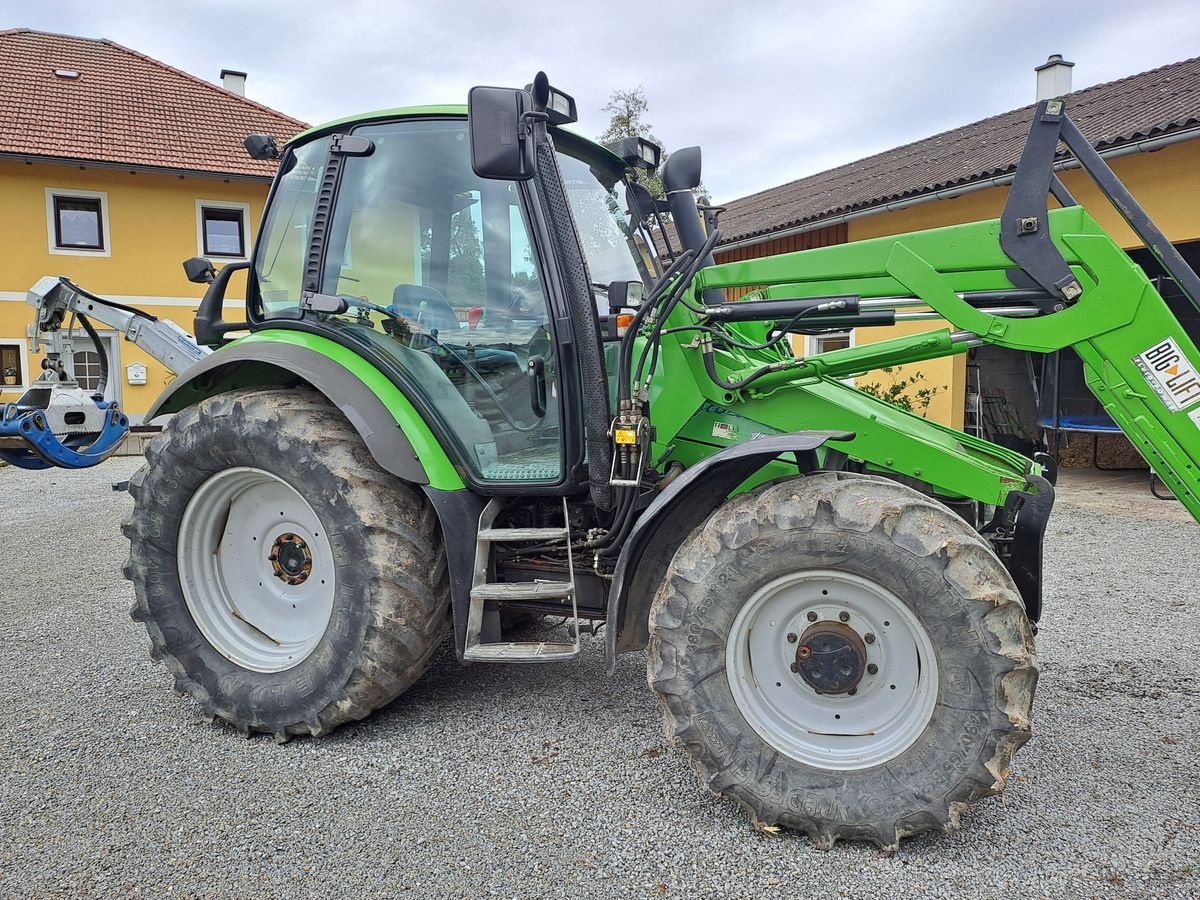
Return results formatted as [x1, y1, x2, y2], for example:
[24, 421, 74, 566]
[1034, 54, 1074, 101]
[220, 69, 247, 97]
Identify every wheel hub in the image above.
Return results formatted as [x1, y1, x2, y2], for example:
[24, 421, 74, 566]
[794, 621, 867, 694]
[177, 466, 336, 673]
[269, 532, 312, 585]
[725, 569, 939, 770]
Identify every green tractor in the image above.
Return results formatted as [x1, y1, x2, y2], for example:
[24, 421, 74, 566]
[118, 74, 1200, 849]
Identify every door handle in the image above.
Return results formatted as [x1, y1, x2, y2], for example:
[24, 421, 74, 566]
[528, 355, 547, 418]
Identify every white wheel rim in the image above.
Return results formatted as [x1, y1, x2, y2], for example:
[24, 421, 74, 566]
[177, 467, 336, 673]
[726, 569, 938, 771]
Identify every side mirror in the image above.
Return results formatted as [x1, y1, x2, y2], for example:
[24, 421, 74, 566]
[244, 134, 280, 160]
[468, 86, 537, 181]
[183, 257, 217, 284]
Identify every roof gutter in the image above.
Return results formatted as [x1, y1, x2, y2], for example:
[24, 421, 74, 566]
[717, 125, 1200, 254]
[0, 152, 275, 183]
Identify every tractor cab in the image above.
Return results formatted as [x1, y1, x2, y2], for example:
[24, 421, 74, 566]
[219, 103, 661, 493]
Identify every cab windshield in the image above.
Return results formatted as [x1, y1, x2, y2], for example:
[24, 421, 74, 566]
[555, 145, 660, 292]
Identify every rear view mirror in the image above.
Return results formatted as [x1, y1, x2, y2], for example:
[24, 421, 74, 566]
[183, 257, 217, 284]
[468, 86, 536, 181]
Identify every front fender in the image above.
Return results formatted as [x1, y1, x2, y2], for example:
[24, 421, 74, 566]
[604, 431, 853, 672]
[148, 330, 464, 490]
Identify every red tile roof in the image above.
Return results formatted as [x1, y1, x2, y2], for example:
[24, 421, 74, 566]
[0, 28, 307, 178]
[719, 56, 1200, 245]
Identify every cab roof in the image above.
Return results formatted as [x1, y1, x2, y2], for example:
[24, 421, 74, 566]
[289, 103, 628, 172]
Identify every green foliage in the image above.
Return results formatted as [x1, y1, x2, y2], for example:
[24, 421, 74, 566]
[857, 367, 944, 418]
[598, 86, 710, 207]
[447, 204, 485, 307]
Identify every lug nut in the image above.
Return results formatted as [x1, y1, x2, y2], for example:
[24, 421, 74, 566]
[786, 633, 798, 643]
[839, 611, 850, 623]
[790, 662, 800, 673]
[867, 663, 878, 675]
[864, 633, 876, 644]
[848, 688, 857, 696]
[806, 611, 818, 622]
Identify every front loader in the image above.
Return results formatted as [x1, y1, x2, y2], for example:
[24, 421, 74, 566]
[14, 74, 1200, 849]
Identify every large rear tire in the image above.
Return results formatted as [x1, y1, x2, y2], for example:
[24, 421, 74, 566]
[647, 472, 1037, 849]
[123, 388, 449, 740]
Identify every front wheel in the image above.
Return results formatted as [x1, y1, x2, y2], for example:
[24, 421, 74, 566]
[647, 472, 1037, 849]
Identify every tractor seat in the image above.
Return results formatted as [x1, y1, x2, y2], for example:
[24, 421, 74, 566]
[392, 284, 460, 334]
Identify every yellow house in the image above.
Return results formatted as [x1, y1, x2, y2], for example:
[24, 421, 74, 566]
[0, 29, 305, 422]
[714, 55, 1200, 436]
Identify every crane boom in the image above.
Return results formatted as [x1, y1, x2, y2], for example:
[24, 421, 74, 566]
[0, 276, 211, 469]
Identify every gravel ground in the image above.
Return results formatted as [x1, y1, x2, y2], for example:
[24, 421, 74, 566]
[1, 459, 1198, 899]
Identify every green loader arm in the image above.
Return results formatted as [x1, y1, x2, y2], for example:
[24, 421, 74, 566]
[664, 100, 1200, 524]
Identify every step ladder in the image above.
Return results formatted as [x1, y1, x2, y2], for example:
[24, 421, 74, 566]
[463, 497, 580, 663]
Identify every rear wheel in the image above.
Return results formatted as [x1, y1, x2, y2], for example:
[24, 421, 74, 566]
[647, 472, 1037, 849]
[123, 388, 449, 740]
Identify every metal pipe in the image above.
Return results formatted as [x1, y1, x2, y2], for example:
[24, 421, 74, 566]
[950, 330, 982, 348]
[895, 306, 1040, 322]
[859, 288, 1051, 311]
[716, 125, 1200, 255]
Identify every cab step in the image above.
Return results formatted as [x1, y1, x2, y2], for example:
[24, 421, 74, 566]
[477, 526, 569, 542]
[463, 641, 580, 662]
[470, 582, 573, 601]
[463, 497, 580, 664]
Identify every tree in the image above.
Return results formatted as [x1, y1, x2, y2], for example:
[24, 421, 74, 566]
[446, 205, 485, 308]
[598, 87, 710, 207]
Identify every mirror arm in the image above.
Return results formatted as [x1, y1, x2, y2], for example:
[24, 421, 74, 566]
[193, 261, 252, 347]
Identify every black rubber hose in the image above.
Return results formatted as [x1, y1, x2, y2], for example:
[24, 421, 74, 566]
[702, 346, 784, 392]
[617, 249, 695, 406]
[77, 313, 107, 400]
[62, 277, 158, 321]
[634, 229, 722, 390]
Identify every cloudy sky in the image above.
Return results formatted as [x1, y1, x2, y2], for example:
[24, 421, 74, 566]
[10, 0, 1200, 201]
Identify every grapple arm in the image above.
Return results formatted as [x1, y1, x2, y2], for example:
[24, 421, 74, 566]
[0, 277, 210, 470]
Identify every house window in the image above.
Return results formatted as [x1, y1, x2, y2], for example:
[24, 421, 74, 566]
[72, 350, 104, 392]
[196, 201, 251, 259]
[804, 330, 854, 356]
[803, 330, 856, 383]
[45, 189, 111, 256]
[55, 197, 103, 248]
[202, 207, 245, 256]
[1, 341, 27, 389]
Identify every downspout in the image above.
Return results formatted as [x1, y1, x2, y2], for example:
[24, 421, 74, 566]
[717, 126, 1200, 255]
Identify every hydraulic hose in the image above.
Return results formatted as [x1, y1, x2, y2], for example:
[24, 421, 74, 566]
[617, 249, 696, 406]
[702, 347, 790, 392]
[632, 228, 723, 394]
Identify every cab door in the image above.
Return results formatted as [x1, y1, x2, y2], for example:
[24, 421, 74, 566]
[250, 118, 570, 488]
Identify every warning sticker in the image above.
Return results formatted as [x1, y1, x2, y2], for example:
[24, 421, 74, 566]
[1134, 338, 1200, 412]
[712, 421, 739, 441]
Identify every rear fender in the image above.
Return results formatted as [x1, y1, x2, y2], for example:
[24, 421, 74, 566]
[147, 330, 463, 490]
[604, 431, 852, 672]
